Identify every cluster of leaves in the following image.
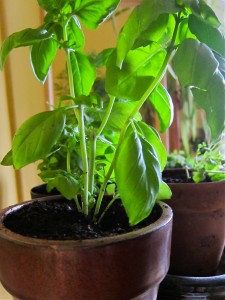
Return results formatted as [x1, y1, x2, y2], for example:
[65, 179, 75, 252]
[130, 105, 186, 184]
[192, 142, 225, 182]
[167, 141, 225, 183]
[0, 0, 225, 225]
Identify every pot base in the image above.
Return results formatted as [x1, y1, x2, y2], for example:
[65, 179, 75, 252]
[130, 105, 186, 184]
[158, 251, 225, 299]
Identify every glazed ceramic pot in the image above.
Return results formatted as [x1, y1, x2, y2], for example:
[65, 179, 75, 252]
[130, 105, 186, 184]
[163, 169, 225, 276]
[0, 197, 173, 300]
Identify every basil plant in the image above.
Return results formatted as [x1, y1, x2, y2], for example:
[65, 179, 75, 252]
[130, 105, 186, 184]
[1, 0, 224, 225]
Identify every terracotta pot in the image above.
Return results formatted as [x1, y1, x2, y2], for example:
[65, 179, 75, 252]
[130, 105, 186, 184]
[163, 169, 225, 276]
[0, 197, 173, 300]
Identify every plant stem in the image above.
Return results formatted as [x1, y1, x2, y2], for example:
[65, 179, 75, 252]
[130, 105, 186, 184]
[63, 23, 89, 216]
[97, 96, 116, 137]
[89, 96, 116, 197]
[78, 105, 89, 216]
[88, 130, 96, 194]
[94, 14, 181, 219]
[67, 149, 71, 174]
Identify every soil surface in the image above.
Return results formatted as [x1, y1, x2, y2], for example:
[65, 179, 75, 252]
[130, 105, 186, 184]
[3, 198, 162, 240]
[163, 168, 212, 184]
[163, 169, 194, 183]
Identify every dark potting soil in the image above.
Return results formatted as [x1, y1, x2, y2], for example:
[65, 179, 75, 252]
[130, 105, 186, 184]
[162, 168, 211, 184]
[3, 198, 162, 240]
[163, 170, 194, 183]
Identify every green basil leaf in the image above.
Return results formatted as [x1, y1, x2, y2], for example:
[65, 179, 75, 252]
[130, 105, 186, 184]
[106, 44, 166, 101]
[134, 121, 167, 170]
[31, 39, 59, 83]
[192, 71, 225, 141]
[1, 150, 13, 166]
[104, 101, 140, 131]
[149, 83, 174, 132]
[70, 51, 96, 96]
[12, 110, 66, 169]
[74, 0, 120, 29]
[0, 28, 53, 69]
[174, 39, 225, 140]
[173, 39, 219, 89]
[95, 48, 114, 67]
[66, 16, 85, 51]
[175, 18, 197, 45]
[181, 0, 221, 28]
[37, 0, 69, 11]
[157, 181, 172, 200]
[116, 0, 180, 66]
[189, 14, 225, 57]
[47, 173, 80, 200]
[115, 125, 161, 225]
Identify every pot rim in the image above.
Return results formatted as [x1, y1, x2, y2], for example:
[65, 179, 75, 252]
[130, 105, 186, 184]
[165, 272, 225, 286]
[0, 196, 172, 249]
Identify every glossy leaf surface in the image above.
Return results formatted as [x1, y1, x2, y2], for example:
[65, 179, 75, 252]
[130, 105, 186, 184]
[115, 126, 161, 225]
[12, 110, 66, 169]
[149, 83, 174, 133]
[0, 28, 53, 69]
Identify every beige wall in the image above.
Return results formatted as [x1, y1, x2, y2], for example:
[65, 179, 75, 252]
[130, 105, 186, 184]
[0, 0, 47, 297]
[0, 0, 47, 211]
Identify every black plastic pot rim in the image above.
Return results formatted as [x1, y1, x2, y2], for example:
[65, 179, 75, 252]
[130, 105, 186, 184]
[165, 272, 225, 286]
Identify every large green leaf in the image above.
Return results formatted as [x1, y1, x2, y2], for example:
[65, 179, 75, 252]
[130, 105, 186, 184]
[173, 39, 219, 89]
[104, 101, 140, 131]
[131, 14, 175, 50]
[174, 38, 225, 140]
[175, 18, 197, 45]
[116, 0, 180, 66]
[47, 173, 80, 200]
[134, 121, 167, 170]
[31, 39, 59, 83]
[192, 71, 225, 141]
[115, 126, 161, 225]
[37, 0, 69, 11]
[70, 51, 96, 97]
[157, 181, 172, 200]
[189, 14, 225, 57]
[149, 83, 174, 132]
[0, 28, 53, 69]
[73, 0, 120, 29]
[12, 110, 66, 169]
[181, 0, 221, 28]
[106, 44, 166, 101]
[66, 16, 85, 51]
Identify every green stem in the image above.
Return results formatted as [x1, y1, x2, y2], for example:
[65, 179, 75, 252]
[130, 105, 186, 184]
[94, 14, 181, 218]
[63, 23, 89, 216]
[89, 96, 116, 198]
[88, 130, 97, 194]
[67, 149, 71, 174]
[97, 96, 116, 137]
[78, 105, 89, 216]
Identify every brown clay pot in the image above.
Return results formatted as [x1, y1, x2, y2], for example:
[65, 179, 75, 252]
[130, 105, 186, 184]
[0, 197, 173, 300]
[163, 169, 225, 276]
